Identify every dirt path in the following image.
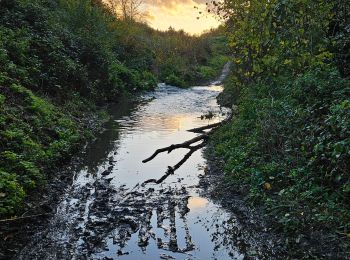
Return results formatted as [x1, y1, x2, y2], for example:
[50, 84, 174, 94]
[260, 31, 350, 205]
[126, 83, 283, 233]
[5, 66, 285, 259]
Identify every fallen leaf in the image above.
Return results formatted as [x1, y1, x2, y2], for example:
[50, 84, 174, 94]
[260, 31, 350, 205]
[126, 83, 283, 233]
[263, 182, 272, 190]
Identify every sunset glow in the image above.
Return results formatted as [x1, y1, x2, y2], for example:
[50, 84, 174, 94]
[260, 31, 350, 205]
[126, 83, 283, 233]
[145, 0, 221, 34]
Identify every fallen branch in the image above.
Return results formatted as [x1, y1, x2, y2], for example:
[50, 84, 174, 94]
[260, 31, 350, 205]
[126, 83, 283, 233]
[171, 142, 207, 172]
[187, 121, 222, 133]
[143, 142, 206, 185]
[0, 213, 51, 223]
[142, 111, 233, 184]
[143, 166, 174, 185]
[142, 134, 208, 163]
[187, 112, 233, 133]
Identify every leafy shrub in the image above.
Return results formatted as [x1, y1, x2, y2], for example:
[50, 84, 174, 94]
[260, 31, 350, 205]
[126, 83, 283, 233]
[0, 0, 225, 218]
[210, 0, 350, 255]
[164, 74, 186, 87]
[139, 71, 157, 90]
[0, 170, 25, 216]
[198, 66, 216, 80]
[0, 94, 5, 105]
[213, 66, 350, 253]
[0, 85, 83, 216]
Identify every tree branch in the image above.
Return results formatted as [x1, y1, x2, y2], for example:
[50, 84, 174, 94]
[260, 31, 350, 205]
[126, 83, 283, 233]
[187, 112, 233, 133]
[0, 213, 51, 223]
[142, 134, 208, 163]
[142, 141, 206, 185]
[141, 112, 233, 185]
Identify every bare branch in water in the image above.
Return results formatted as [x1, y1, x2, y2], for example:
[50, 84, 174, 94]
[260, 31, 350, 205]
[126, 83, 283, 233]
[187, 112, 233, 133]
[142, 134, 208, 163]
[142, 142, 206, 185]
[142, 112, 232, 185]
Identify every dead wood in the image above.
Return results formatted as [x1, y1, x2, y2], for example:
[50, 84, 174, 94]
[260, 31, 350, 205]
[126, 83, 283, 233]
[142, 134, 208, 163]
[186, 121, 222, 133]
[187, 112, 233, 133]
[142, 112, 232, 185]
[142, 142, 206, 185]
[0, 213, 51, 223]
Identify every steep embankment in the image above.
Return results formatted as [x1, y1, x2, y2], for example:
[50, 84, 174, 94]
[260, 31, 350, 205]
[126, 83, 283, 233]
[0, 0, 148, 219]
[0, 84, 101, 216]
[210, 0, 350, 258]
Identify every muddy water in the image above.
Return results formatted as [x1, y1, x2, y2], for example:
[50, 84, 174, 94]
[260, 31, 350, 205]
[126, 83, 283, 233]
[18, 70, 249, 260]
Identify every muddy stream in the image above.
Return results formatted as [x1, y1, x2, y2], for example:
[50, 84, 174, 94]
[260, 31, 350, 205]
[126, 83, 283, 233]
[17, 65, 275, 259]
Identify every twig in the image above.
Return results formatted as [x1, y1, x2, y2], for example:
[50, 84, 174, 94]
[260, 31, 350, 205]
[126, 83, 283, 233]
[142, 111, 233, 185]
[142, 134, 208, 163]
[187, 122, 222, 133]
[143, 142, 207, 185]
[187, 112, 233, 133]
[0, 213, 51, 223]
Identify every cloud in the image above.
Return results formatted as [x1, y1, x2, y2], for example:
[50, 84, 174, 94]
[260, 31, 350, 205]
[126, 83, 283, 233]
[141, 0, 219, 34]
[145, 0, 208, 11]
[143, 10, 156, 20]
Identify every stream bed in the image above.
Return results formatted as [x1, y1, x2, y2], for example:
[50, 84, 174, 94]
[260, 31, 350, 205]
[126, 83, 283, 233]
[17, 67, 279, 259]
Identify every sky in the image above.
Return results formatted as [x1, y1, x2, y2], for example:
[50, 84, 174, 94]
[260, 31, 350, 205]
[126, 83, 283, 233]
[144, 0, 221, 35]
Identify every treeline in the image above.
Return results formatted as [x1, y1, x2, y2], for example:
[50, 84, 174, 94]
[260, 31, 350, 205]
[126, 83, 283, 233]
[1, 0, 226, 102]
[152, 28, 228, 87]
[0, 0, 227, 217]
[212, 0, 350, 256]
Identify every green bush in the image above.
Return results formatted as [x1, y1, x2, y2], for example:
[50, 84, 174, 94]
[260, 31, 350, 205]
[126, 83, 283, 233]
[0, 170, 25, 216]
[210, 0, 350, 255]
[0, 85, 84, 216]
[0, 0, 226, 218]
[213, 66, 350, 243]
[198, 66, 216, 80]
[164, 74, 186, 87]
[0, 94, 5, 106]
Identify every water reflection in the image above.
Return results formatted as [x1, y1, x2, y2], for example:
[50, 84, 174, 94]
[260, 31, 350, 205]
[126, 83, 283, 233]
[187, 197, 209, 211]
[18, 80, 237, 259]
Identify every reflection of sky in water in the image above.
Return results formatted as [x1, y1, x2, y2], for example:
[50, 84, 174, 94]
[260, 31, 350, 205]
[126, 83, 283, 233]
[100, 83, 229, 188]
[74, 83, 229, 189]
[187, 196, 209, 211]
[26, 82, 239, 260]
[82, 83, 236, 259]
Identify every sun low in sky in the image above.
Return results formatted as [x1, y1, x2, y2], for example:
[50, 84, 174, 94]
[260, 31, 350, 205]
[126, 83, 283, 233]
[144, 0, 221, 34]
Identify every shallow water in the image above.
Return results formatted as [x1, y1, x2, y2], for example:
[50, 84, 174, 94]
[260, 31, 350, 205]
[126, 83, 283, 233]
[18, 69, 250, 259]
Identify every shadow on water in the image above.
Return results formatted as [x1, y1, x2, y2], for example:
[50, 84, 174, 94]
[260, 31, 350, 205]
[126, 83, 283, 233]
[78, 98, 145, 175]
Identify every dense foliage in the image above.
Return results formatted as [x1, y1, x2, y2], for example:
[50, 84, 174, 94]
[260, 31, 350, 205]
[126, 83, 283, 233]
[211, 0, 350, 256]
[0, 0, 226, 217]
[153, 29, 228, 87]
[0, 84, 93, 215]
